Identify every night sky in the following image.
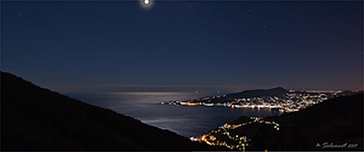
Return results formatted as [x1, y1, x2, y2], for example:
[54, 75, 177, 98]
[2, 1, 363, 94]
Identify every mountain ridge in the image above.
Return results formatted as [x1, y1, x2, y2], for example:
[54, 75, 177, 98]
[225, 87, 288, 98]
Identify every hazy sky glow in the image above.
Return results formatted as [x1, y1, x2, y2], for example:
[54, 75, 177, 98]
[2, 1, 363, 93]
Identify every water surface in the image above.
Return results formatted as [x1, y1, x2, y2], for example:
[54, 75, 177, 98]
[67, 92, 280, 137]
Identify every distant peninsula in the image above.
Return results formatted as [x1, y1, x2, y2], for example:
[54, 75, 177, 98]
[161, 87, 347, 113]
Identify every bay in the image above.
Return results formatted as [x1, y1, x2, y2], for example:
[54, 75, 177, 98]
[66, 92, 280, 137]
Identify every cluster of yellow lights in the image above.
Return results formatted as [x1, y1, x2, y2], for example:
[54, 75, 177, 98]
[192, 117, 280, 150]
[289, 89, 343, 93]
[305, 90, 342, 93]
[201, 135, 215, 146]
[187, 102, 200, 106]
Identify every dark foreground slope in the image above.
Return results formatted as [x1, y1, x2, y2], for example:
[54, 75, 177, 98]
[233, 93, 363, 150]
[1, 72, 215, 151]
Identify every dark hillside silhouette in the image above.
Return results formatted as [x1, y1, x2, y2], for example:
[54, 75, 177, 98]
[1, 71, 218, 151]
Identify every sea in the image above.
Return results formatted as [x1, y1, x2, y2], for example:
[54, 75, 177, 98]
[66, 92, 280, 137]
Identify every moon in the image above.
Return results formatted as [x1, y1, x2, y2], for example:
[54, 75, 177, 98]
[140, 0, 153, 9]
